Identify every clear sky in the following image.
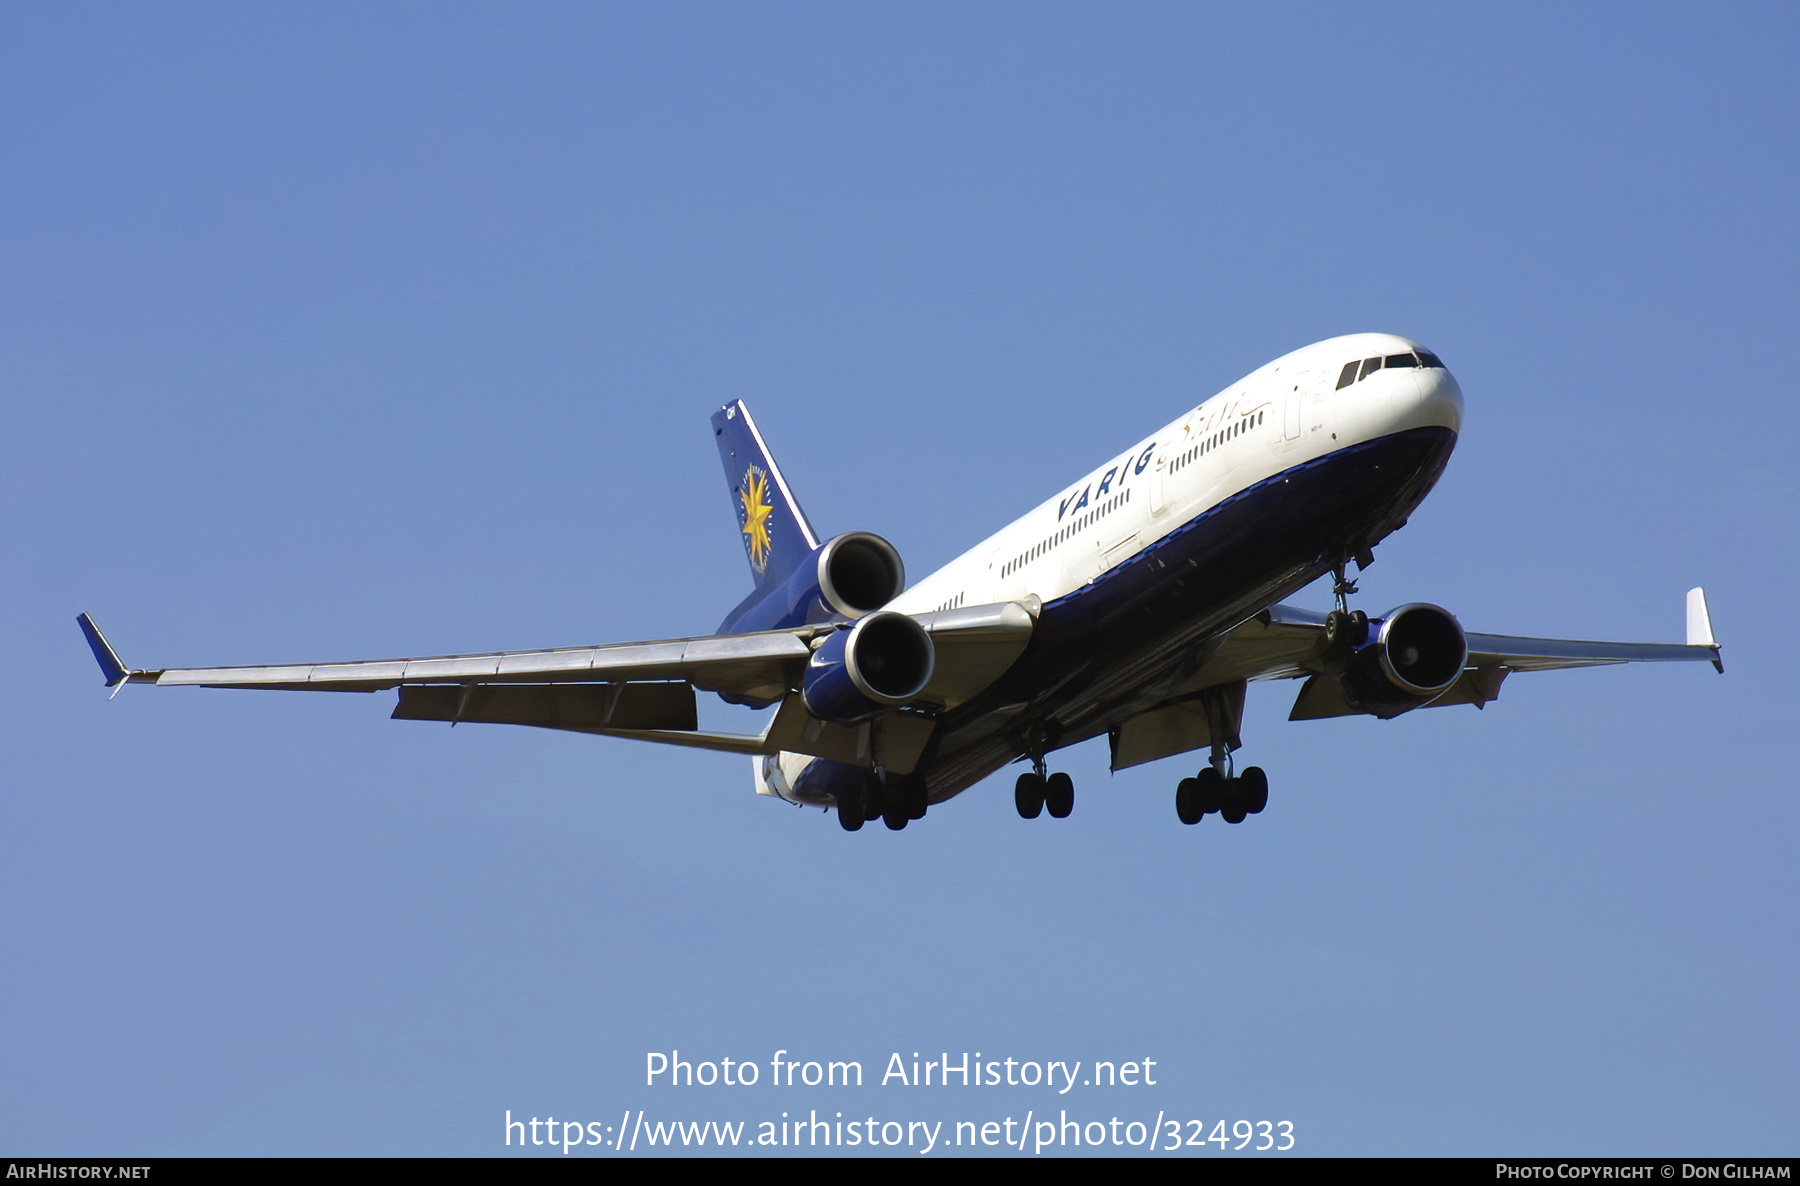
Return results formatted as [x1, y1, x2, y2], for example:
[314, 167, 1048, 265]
[3, 1, 1794, 1157]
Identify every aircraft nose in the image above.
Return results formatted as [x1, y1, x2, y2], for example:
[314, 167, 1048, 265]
[1410, 363, 1464, 434]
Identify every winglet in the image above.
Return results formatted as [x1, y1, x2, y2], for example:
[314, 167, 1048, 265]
[1685, 588, 1723, 673]
[76, 613, 132, 694]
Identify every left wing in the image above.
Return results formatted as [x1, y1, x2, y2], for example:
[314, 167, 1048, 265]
[1108, 589, 1721, 769]
[1224, 587, 1720, 687]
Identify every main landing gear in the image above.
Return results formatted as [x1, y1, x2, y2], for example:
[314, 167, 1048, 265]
[1015, 756, 1074, 820]
[1175, 763, 1268, 825]
[1171, 554, 1366, 826]
[1169, 678, 1270, 825]
[838, 771, 927, 832]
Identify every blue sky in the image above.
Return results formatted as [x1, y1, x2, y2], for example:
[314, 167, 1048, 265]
[3, 2, 1795, 1156]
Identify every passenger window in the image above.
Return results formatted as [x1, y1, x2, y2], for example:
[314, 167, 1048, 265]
[1337, 361, 1359, 389]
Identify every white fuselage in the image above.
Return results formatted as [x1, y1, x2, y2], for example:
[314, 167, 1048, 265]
[890, 333, 1463, 619]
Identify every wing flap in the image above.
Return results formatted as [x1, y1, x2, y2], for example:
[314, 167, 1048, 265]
[393, 682, 698, 731]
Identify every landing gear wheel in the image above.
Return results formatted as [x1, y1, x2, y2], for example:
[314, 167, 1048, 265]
[903, 775, 928, 820]
[1194, 767, 1224, 815]
[1014, 772, 1045, 820]
[1241, 766, 1268, 814]
[1325, 608, 1371, 655]
[1176, 777, 1202, 825]
[1219, 779, 1248, 824]
[882, 798, 909, 830]
[1044, 772, 1074, 818]
[837, 784, 865, 832]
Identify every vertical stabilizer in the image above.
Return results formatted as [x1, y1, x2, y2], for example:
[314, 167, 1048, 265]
[712, 401, 821, 593]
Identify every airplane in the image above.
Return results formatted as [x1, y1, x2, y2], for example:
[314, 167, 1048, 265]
[77, 332, 1722, 832]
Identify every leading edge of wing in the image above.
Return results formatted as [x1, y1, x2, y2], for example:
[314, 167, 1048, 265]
[90, 622, 818, 696]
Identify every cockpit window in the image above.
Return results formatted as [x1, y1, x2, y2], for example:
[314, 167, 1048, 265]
[1341, 349, 1446, 387]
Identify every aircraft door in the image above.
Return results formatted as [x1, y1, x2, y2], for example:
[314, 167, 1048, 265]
[1284, 372, 1306, 440]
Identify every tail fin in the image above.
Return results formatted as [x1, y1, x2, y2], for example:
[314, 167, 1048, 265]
[712, 401, 820, 592]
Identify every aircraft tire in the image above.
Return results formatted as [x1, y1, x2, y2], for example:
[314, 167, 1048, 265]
[1044, 772, 1074, 818]
[838, 788, 865, 832]
[882, 800, 909, 830]
[904, 774, 928, 820]
[1175, 778, 1203, 825]
[1194, 767, 1224, 815]
[1241, 766, 1269, 814]
[1220, 780, 1248, 824]
[1014, 772, 1045, 820]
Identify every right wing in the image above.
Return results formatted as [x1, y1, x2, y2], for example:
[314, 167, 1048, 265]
[94, 623, 815, 699]
[76, 600, 1035, 774]
[78, 611, 818, 751]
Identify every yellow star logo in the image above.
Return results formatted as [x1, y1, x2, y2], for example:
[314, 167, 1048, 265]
[740, 465, 774, 574]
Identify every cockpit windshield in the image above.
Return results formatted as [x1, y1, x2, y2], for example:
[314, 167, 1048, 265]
[1336, 350, 1444, 390]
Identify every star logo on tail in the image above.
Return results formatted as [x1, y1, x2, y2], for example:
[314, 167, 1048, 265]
[740, 465, 774, 574]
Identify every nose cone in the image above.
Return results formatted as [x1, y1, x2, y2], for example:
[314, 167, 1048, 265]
[1409, 364, 1463, 436]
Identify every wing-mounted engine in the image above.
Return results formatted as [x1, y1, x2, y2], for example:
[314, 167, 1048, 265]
[1292, 603, 1468, 721]
[719, 531, 906, 636]
[801, 611, 936, 723]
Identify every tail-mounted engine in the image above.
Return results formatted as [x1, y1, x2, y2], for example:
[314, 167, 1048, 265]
[801, 611, 936, 723]
[718, 532, 906, 635]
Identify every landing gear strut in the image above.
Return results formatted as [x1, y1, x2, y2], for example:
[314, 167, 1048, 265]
[1323, 561, 1370, 659]
[1170, 678, 1269, 825]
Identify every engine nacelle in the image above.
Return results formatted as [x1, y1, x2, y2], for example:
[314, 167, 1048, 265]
[802, 611, 935, 723]
[718, 531, 906, 635]
[1340, 603, 1468, 719]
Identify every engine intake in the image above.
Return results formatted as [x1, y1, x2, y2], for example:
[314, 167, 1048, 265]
[818, 532, 905, 619]
[1341, 603, 1467, 718]
[802, 611, 935, 723]
[717, 531, 906, 636]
